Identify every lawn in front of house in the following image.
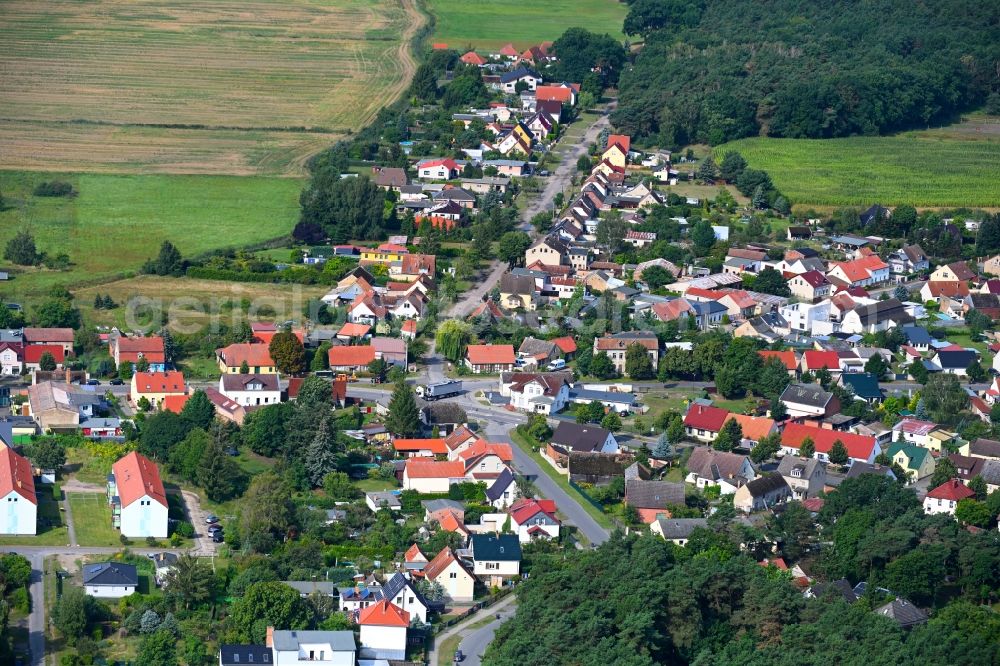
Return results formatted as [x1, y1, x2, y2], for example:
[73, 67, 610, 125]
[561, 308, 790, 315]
[67, 493, 120, 547]
[0, 484, 70, 546]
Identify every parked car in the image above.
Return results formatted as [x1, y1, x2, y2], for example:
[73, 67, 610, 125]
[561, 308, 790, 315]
[207, 524, 223, 535]
[109, 378, 124, 385]
[205, 514, 219, 524]
[212, 532, 225, 543]
[86, 379, 101, 386]
[454, 650, 464, 663]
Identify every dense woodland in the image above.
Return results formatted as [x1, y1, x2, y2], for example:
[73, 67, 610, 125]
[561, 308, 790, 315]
[485, 477, 1000, 665]
[613, 0, 1000, 147]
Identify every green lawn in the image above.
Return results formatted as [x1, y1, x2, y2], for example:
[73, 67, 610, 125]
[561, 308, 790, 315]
[508, 428, 614, 530]
[715, 116, 1000, 208]
[352, 477, 400, 493]
[0, 485, 70, 546]
[0, 171, 301, 301]
[67, 493, 120, 547]
[235, 449, 278, 476]
[424, 0, 625, 49]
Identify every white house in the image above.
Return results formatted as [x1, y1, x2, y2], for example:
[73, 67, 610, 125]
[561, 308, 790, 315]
[485, 468, 519, 509]
[358, 600, 409, 661]
[108, 451, 169, 538]
[779, 301, 830, 335]
[416, 158, 459, 181]
[684, 447, 756, 495]
[0, 343, 23, 376]
[83, 562, 138, 598]
[507, 497, 560, 543]
[501, 372, 570, 414]
[219, 373, 281, 407]
[922, 479, 975, 516]
[0, 447, 36, 535]
[267, 628, 356, 666]
[424, 547, 476, 602]
[381, 572, 432, 623]
[471, 534, 521, 587]
[402, 459, 465, 493]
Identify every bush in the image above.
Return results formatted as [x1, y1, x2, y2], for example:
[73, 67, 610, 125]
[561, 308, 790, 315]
[33, 180, 75, 197]
[10, 586, 30, 613]
[173, 521, 195, 538]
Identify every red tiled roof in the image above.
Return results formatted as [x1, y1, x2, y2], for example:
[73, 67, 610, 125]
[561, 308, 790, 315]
[923, 281, 970, 298]
[216, 343, 274, 368]
[424, 547, 471, 581]
[724, 414, 776, 442]
[420, 158, 459, 170]
[162, 394, 191, 414]
[803, 350, 840, 370]
[466, 344, 515, 365]
[780, 423, 876, 461]
[359, 599, 410, 627]
[338, 323, 371, 338]
[23, 328, 73, 344]
[510, 497, 558, 525]
[552, 336, 577, 354]
[328, 345, 376, 368]
[458, 441, 513, 464]
[0, 447, 35, 505]
[759, 350, 797, 371]
[436, 508, 468, 534]
[926, 479, 975, 501]
[606, 134, 631, 153]
[801, 497, 825, 512]
[796, 270, 830, 288]
[405, 459, 466, 479]
[405, 543, 427, 563]
[460, 51, 486, 66]
[683, 404, 730, 432]
[536, 85, 572, 103]
[133, 371, 186, 395]
[394, 438, 447, 454]
[112, 451, 167, 508]
[24, 345, 65, 364]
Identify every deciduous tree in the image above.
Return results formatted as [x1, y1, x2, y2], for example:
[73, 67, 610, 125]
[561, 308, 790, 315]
[269, 329, 306, 375]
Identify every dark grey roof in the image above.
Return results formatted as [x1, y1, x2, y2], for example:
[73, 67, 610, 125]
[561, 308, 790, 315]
[971, 438, 1000, 459]
[551, 422, 612, 452]
[219, 645, 273, 665]
[220, 374, 279, 391]
[742, 473, 790, 498]
[876, 598, 927, 628]
[653, 518, 708, 539]
[485, 468, 516, 501]
[978, 459, 1000, 485]
[500, 273, 536, 296]
[382, 572, 439, 610]
[471, 534, 522, 561]
[839, 373, 884, 400]
[270, 630, 355, 653]
[82, 562, 138, 586]
[935, 349, 977, 369]
[780, 383, 834, 408]
[422, 499, 465, 514]
[902, 326, 932, 345]
[625, 479, 685, 510]
[844, 462, 896, 479]
[851, 299, 913, 326]
[807, 579, 858, 604]
[777, 456, 823, 479]
[499, 67, 539, 83]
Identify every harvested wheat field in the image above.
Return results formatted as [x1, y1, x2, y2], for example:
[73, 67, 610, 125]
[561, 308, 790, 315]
[0, 0, 422, 175]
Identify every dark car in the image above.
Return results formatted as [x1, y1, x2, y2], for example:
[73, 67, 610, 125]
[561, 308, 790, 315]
[454, 650, 464, 663]
[207, 524, 223, 534]
[86, 379, 101, 386]
[109, 378, 124, 385]
[205, 514, 219, 524]
[212, 532, 225, 543]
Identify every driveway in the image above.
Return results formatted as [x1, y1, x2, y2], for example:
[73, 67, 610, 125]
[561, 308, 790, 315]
[428, 594, 517, 666]
[456, 600, 518, 665]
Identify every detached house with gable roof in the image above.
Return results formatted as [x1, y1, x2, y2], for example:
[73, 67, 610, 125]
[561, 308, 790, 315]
[424, 547, 476, 602]
[0, 447, 36, 535]
[501, 371, 570, 414]
[464, 344, 516, 374]
[923, 479, 975, 516]
[508, 497, 560, 542]
[593, 331, 659, 375]
[684, 446, 756, 494]
[108, 451, 168, 538]
[215, 343, 276, 374]
[130, 371, 186, 409]
[683, 404, 730, 442]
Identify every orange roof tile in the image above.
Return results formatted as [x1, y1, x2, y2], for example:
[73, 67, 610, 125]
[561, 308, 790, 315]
[465, 344, 515, 365]
[724, 413, 776, 442]
[112, 451, 167, 508]
[162, 394, 191, 414]
[405, 543, 427, 563]
[328, 345, 376, 367]
[424, 547, 471, 581]
[405, 459, 466, 479]
[337, 323, 371, 338]
[436, 508, 468, 534]
[759, 350, 797, 371]
[552, 336, 577, 354]
[394, 438, 447, 454]
[133, 371, 186, 395]
[359, 600, 410, 627]
[606, 134, 631, 153]
[216, 343, 274, 368]
[458, 441, 513, 464]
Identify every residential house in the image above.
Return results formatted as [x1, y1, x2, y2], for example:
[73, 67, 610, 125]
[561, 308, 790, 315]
[920, 281, 970, 303]
[839, 298, 913, 334]
[499, 273, 538, 311]
[424, 547, 476, 602]
[624, 479, 686, 523]
[365, 491, 402, 513]
[393, 438, 446, 458]
[901, 325, 933, 352]
[983, 254, 1000, 277]
[732, 474, 792, 513]
[219, 645, 273, 666]
[964, 292, 1000, 319]
[826, 255, 889, 289]
[891, 418, 938, 448]
[218, 374, 280, 407]
[496, 122, 534, 156]
[499, 67, 540, 93]
[111, 335, 166, 371]
[502, 372, 570, 414]
[759, 350, 798, 377]
[0, 447, 36, 535]
[458, 441, 514, 481]
[464, 344, 516, 374]
[508, 497, 560, 542]
[567, 452, 632, 485]
[800, 350, 842, 378]
[266, 628, 356, 666]
[402, 459, 465, 493]
[779, 384, 840, 420]
[549, 421, 619, 459]
[516, 337, 560, 367]
[109, 451, 168, 538]
[887, 244, 930, 276]
[603, 135, 630, 169]
[725, 413, 778, 446]
[931, 349, 978, 376]
[684, 447, 756, 494]
[23, 328, 74, 353]
[788, 271, 832, 302]
[839, 373, 884, 404]
[970, 437, 1000, 461]
[780, 301, 831, 335]
[381, 571, 435, 622]
[215, 343, 276, 374]
[0, 342, 22, 375]
[876, 599, 928, 629]
[83, 562, 138, 598]
[327, 344, 377, 373]
[683, 404, 730, 443]
[371, 166, 408, 190]
[593, 331, 659, 374]
[471, 533, 521, 587]
[486, 468, 518, 509]
[650, 518, 709, 546]
[886, 443, 935, 483]
[777, 456, 826, 499]
[930, 261, 976, 283]
[371, 336, 407, 367]
[923, 479, 975, 516]
[780, 423, 880, 464]
[27, 381, 102, 431]
[416, 158, 459, 180]
[130, 371, 186, 409]
[24, 345, 65, 372]
[358, 600, 409, 661]
[524, 236, 568, 268]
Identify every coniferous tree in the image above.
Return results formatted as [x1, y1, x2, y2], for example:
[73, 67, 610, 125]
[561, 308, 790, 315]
[303, 415, 340, 487]
[385, 380, 421, 437]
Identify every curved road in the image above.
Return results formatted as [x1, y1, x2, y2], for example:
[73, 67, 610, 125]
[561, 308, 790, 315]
[456, 601, 518, 665]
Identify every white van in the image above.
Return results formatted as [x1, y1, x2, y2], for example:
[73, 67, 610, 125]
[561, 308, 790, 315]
[546, 359, 567, 371]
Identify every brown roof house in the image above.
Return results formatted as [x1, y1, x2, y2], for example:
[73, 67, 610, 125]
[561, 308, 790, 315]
[684, 446, 756, 495]
[593, 331, 659, 375]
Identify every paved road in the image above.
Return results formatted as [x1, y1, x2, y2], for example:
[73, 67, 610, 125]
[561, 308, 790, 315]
[457, 601, 518, 665]
[448, 260, 508, 319]
[26, 552, 44, 666]
[428, 593, 517, 666]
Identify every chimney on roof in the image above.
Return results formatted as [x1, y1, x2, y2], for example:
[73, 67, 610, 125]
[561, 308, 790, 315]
[65, 367, 72, 385]
[265, 626, 274, 648]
